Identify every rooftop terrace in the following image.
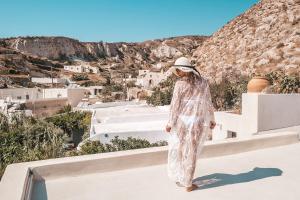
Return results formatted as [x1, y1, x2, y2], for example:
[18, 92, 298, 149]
[1, 127, 300, 200]
[33, 142, 300, 200]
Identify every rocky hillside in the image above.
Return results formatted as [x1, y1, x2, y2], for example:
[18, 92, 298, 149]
[1, 35, 207, 67]
[0, 41, 63, 87]
[1, 0, 299, 88]
[0, 35, 207, 87]
[193, 0, 299, 83]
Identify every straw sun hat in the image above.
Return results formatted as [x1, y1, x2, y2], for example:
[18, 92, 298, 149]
[170, 57, 201, 77]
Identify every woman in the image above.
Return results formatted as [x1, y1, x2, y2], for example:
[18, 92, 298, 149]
[165, 57, 216, 192]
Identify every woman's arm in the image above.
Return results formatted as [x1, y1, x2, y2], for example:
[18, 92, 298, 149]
[166, 81, 182, 129]
[203, 80, 215, 128]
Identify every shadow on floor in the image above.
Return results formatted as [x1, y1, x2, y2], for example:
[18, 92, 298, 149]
[193, 167, 283, 190]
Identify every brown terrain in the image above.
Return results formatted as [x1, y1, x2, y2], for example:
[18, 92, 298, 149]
[0, 36, 207, 87]
[192, 0, 300, 82]
[0, 0, 299, 88]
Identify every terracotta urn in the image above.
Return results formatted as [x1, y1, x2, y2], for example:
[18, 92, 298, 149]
[247, 76, 270, 93]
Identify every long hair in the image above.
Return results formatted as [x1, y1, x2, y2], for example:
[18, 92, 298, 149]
[182, 72, 201, 85]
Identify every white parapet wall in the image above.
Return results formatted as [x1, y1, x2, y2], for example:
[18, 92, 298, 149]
[0, 131, 299, 200]
[213, 111, 243, 140]
[0, 88, 42, 100]
[256, 94, 300, 131]
[31, 77, 66, 84]
[43, 88, 68, 99]
[89, 103, 169, 143]
[42, 88, 88, 107]
[213, 93, 300, 139]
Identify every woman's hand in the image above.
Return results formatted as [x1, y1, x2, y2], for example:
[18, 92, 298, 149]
[165, 125, 171, 133]
[209, 121, 216, 129]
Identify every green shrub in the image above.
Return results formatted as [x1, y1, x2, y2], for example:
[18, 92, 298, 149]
[146, 76, 175, 106]
[0, 113, 65, 179]
[46, 111, 91, 146]
[79, 80, 102, 87]
[146, 88, 172, 106]
[266, 70, 299, 93]
[71, 73, 89, 81]
[0, 112, 167, 179]
[101, 82, 124, 95]
[73, 136, 167, 156]
[126, 80, 136, 88]
[0, 69, 19, 75]
[57, 104, 72, 114]
[210, 76, 249, 111]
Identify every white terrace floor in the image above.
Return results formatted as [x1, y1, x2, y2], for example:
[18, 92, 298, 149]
[32, 142, 300, 200]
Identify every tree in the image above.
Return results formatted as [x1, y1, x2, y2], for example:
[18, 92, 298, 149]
[46, 111, 91, 146]
[210, 76, 249, 111]
[0, 113, 65, 179]
[71, 73, 89, 81]
[146, 76, 176, 106]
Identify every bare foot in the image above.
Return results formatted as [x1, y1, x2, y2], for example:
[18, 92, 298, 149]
[186, 184, 198, 192]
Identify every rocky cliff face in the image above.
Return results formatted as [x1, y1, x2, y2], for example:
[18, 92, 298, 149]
[0, 41, 64, 88]
[2, 35, 207, 65]
[0, 35, 207, 87]
[192, 0, 300, 82]
[3, 37, 99, 61]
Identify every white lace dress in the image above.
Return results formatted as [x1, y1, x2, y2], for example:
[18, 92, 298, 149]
[167, 74, 215, 187]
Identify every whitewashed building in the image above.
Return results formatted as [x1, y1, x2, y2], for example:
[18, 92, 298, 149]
[85, 86, 104, 97]
[122, 74, 137, 83]
[135, 69, 167, 89]
[88, 101, 168, 143]
[0, 88, 42, 101]
[87, 93, 300, 144]
[0, 88, 88, 116]
[31, 77, 67, 84]
[64, 64, 99, 74]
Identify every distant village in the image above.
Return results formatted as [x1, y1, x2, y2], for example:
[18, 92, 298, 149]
[0, 61, 171, 118]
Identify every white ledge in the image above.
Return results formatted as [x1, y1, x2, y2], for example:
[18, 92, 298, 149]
[0, 130, 299, 200]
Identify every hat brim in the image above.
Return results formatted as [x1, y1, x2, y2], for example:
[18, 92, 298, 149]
[170, 66, 200, 77]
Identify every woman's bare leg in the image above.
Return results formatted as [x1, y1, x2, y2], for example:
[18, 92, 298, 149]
[185, 128, 203, 191]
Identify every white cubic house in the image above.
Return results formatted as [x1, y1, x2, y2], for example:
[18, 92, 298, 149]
[136, 69, 167, 89]
[31, 77, 67, 84]
[0, 88, 88, 117]
[87, 93, 300, 144]
[64, 64, 99, 74]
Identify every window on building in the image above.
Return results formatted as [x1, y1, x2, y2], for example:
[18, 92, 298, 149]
[17, 96, 22, 100]
[26, 95, 29, 100]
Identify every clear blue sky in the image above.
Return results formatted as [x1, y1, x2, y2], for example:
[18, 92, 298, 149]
[0, 0, 259, 42]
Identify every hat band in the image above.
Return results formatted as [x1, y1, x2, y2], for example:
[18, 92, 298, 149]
[173, 65, 201, 77]
[173, 65, 195, 69]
